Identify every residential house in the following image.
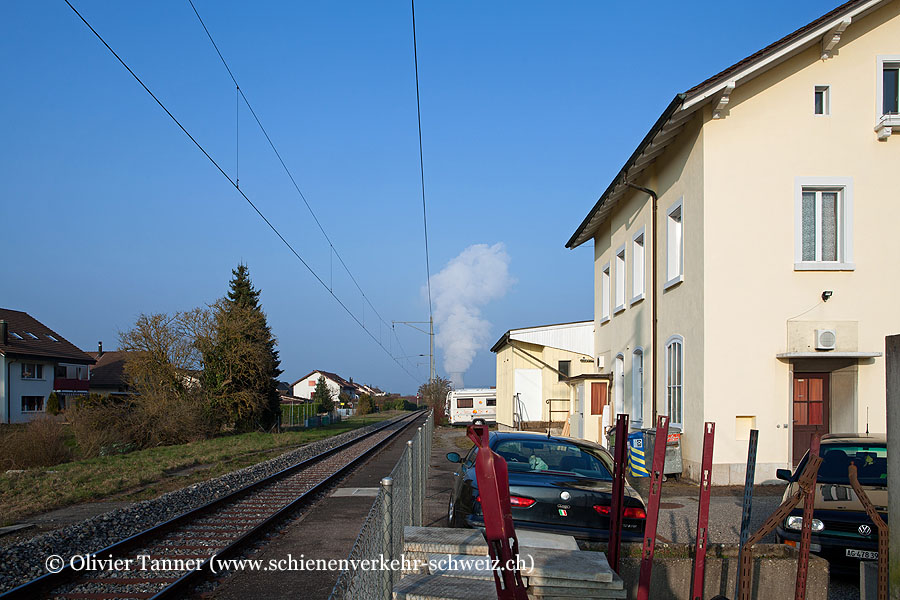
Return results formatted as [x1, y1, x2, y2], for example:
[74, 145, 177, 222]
[566, 0, 900, 484]
[291, 370, 359, 402]
[87, 342, 130, 397]
[492, 321, 596, 429]
[0, 309, 95, 423]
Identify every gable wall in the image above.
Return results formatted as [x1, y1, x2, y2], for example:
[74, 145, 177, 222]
[701, 1, 900, 472]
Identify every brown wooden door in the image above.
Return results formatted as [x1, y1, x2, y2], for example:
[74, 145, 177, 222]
[590, 382, 607, 416]
[792, 373, 829, 464]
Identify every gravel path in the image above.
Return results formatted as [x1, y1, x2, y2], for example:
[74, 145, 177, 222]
[0, 417, 403, 593]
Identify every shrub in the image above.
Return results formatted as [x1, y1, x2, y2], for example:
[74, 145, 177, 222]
[68, 398, 137, 458]
[357, 394, 374, 415]
[46, 392, 61, 416]
[0, 416, 71, 469]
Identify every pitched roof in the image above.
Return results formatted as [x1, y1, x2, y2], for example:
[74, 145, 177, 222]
[491, 320, 594, 354]
[86, 351, 128, 388]
[0, 308, 95, 364]
[291, 369, 353, 388]
[567, 0, 887, 248]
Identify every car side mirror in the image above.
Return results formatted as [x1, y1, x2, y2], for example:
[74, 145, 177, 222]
[446, 452, 461, 463]
[776, 468, 792, 481]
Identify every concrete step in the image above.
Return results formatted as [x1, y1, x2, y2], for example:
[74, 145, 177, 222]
[393, 573, 495, 600]
[424, 549, 619, 586]
[402, 526, 578, 556]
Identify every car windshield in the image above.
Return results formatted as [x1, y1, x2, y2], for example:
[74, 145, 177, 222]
[492, 439, 613, 480]
[797, 443, 887, 486]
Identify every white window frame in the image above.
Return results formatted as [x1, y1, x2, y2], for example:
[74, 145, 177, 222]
[21, 395, 45, 413]
[814, 85, 830, 116]
[614, 244, 626, 314]
[664, 335, 684, 427]
[632, 348, 643, 427]
[21, 363, 44, 380]
[876, 55, 900, 138]
[665, 198, 684, 289]
[614, 353, 625, 416]
[631, 228, 645, 304]
[793, 176, 854, 270]
[600, 262, 611, 323]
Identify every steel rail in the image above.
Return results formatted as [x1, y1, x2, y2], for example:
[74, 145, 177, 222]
[0, 411, 424, 600]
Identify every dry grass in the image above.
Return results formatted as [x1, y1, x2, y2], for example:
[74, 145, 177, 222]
[0, 417, 71, 470]
[0, 411, 405, 525]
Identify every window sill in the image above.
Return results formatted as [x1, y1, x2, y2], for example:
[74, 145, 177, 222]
[794, 262, 855, 271]
[664, 274, 684, 290]
[630, 294, 645, 306]
[614, 304, 626, 315]
[600, 316, 610, 325]
[875, 115, 900, 140]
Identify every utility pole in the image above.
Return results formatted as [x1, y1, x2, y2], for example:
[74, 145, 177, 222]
[393, 319, 435, 381]
[429, 316, 435, 382]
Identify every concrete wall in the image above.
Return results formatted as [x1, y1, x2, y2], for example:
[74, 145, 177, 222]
[615, 544, 828, 600]
[699, 1, 900, 482]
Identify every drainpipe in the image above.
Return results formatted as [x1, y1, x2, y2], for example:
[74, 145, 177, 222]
[624, 182, 659, 424]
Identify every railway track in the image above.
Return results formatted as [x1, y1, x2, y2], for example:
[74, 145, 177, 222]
[1, 411, 425, 600]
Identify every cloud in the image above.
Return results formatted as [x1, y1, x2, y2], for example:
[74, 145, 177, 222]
[428, 243, 513, 385]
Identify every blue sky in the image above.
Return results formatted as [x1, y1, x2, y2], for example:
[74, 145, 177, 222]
[1, 1, 839, 394]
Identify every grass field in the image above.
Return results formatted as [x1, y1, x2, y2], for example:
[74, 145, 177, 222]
[0, 411, 406, 525]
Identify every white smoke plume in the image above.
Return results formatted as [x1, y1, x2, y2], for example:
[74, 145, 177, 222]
[428, 243, 513, 387]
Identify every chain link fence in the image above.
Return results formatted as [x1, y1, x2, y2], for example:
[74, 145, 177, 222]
[329, 411, 433, 600]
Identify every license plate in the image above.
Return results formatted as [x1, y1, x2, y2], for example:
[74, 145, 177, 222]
[846, 549, 878, 560]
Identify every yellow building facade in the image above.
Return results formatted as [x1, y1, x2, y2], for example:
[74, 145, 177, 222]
[568, 0, 900, 484]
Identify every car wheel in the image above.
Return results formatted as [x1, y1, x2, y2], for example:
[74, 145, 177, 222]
[473, 419, 485, 425]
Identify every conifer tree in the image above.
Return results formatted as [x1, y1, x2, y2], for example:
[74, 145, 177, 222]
[202, 264, 282, 431]
[311, 376, 335, 413]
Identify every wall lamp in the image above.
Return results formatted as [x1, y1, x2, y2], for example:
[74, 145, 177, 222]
[822, 290, 833, 302]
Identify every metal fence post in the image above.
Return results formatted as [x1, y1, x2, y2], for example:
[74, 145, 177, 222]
[380, 477, 393, 600]
[406, 440, 414, 528]
[416, 426, 424, 526]
[886, 334, 900, 600]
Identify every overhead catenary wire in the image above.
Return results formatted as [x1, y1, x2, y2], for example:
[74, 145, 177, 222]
[186, 0, 393, 339]
[63, 0, 419, 382]
[411, 0, 436, 382]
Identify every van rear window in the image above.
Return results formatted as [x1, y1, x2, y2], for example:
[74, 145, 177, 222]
[796, 443, 887, 486]
[486, 398, 496, 406]
[456, 398, 473, 408]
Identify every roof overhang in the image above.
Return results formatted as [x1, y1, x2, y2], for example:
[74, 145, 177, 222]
[776, 351, 883, 359]
[567, 0, 888, 249]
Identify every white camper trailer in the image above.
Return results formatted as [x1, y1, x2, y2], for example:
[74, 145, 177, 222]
[446, 388, 497, 425]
